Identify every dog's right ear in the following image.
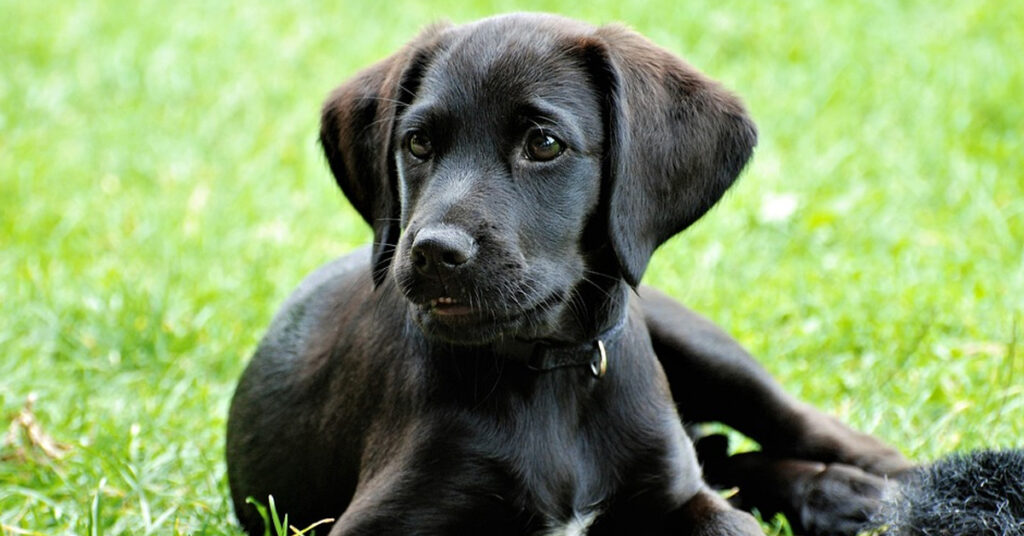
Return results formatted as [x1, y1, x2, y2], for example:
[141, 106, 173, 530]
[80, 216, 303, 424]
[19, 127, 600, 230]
[319, 24, 448, 286]
[581, 26, 758, 287]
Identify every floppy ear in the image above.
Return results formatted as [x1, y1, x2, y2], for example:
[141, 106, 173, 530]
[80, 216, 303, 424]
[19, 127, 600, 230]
[591, 25, 758, 286]
[319, 24, 448, 286]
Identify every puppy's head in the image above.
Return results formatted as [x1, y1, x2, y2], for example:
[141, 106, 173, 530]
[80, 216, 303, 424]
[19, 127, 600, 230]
[320, 14, 756, 345]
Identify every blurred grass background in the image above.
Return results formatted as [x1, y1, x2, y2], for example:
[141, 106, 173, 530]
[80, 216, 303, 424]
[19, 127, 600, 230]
[1, 0, 1021, 534]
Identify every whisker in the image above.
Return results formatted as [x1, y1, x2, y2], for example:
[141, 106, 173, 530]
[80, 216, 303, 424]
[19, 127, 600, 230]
[360, 95, 406, 106]
[577, 274, 616, 300]
[582, 269, 620, 283]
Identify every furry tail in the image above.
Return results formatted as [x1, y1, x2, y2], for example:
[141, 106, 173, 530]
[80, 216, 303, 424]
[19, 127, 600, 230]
[873, 449, 1024, 535]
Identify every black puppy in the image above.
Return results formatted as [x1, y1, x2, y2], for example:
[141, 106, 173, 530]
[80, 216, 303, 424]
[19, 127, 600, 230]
[227, 14, 910, 535]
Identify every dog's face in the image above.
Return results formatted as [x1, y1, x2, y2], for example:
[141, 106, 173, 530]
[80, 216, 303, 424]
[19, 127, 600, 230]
[320, 14, 757, 345]
[389, 25, 606, 343]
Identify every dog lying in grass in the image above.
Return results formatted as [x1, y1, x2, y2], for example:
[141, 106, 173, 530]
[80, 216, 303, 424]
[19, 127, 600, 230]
[226, 13, 1021, 535]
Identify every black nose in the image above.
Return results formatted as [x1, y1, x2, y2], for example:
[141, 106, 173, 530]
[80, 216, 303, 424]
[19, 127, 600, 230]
[410, 226, 476, 275]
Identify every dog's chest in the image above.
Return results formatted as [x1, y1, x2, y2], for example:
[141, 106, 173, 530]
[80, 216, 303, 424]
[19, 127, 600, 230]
[466, 377, 669, 534]
[425, 348, 689, 534]
[508, 426, 608, 533]
[535, 511, 599, 536]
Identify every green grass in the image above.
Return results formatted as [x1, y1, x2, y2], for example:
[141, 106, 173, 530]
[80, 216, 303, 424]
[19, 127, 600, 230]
[2, 0, 1021, 534]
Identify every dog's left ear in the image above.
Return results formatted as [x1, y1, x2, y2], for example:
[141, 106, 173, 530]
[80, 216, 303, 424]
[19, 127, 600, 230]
[319, 24, 449, 286]
[585, 26, 758, 286]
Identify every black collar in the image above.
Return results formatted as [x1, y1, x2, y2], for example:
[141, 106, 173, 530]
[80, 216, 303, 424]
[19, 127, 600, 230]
[524, 315, 628, 379]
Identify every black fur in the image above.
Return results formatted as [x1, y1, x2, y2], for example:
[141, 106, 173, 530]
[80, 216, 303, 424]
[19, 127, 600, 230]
[873, 449, 1024, 535]
[227, 14, 912, 536]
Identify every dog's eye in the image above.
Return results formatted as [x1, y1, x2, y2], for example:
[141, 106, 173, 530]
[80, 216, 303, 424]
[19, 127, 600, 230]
[406, 131, 433, 160]
[524, 131, 563, 162]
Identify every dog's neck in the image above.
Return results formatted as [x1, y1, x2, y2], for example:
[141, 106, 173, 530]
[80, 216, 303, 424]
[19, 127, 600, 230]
[495, 280, 631, 377]
[523, 312, 628, 378]
[415, 277, 631, 382]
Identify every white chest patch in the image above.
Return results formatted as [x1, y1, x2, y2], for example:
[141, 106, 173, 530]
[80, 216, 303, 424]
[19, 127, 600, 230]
[537, 511, 598, 536]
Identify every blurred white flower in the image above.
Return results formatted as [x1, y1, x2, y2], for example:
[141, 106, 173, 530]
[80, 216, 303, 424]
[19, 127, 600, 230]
[759, 192, 799, 223]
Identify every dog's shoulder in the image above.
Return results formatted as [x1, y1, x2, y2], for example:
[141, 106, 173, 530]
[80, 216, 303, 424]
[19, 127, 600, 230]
[267, 246, 369, 326]
[253, 246, 400, 368]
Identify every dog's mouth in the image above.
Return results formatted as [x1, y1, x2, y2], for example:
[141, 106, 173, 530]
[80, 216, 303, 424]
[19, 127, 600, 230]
[408, 289, 566, 344]
[425, 297, 475, 317]
[417, 290, 562, 320]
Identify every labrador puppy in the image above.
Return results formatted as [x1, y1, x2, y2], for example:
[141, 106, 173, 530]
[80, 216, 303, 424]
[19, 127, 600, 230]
[227, 13, 911, 535]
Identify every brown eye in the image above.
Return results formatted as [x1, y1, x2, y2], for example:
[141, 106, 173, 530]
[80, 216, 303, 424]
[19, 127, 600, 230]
[406, 131, 433, 159]
[524, 130, 563, 161]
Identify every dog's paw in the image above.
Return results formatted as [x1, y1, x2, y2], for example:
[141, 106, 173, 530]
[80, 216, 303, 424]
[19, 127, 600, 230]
[790, 463, 891, 536]
[697, 443, 899, 536]
[671, 489, 764, 536]
[686, 510, 765, 536]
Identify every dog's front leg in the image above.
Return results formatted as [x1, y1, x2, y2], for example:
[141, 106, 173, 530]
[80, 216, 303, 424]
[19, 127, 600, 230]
[323, 457, 520, 536]
[667, 489, 765, 536]
[639, 286, 910, 475]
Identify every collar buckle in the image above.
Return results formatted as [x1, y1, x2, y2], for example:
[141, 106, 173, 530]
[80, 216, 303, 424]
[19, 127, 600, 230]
[590, 340, 608, 378]
[522, 313, 626, 379]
